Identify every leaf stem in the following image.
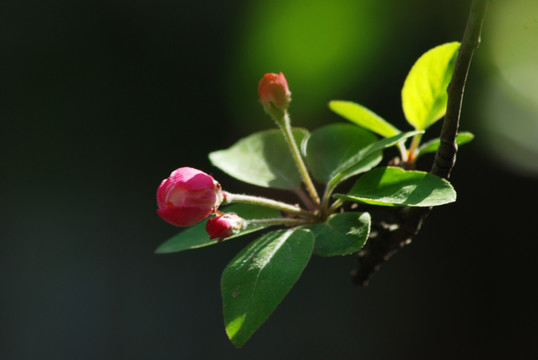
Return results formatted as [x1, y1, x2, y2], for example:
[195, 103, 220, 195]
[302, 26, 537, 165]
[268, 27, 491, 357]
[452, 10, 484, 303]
[320, 187, 333, 216]
[328, 198, 344, 214]
[223, 192, 319, 220]
[293, 186, 317, 211]
[406, 132, 423, 166]
[320, 178, 341, 216]
[279, 112, 321, 206]
[397, 141, 409, 163]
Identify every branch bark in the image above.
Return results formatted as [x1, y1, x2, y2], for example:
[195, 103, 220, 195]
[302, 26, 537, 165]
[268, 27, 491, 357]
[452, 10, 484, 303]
[351, 0, 489, 286]
[431, 0, 489, 179]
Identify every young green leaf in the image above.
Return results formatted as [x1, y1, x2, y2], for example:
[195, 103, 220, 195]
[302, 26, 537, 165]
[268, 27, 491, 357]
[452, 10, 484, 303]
[209, 128, 308, 191]
[221, 228, 314, 347]
[329, 100, 400, 138]
[402, 42, 460, 130]
[308, 212, 370, 257]
[155, 204, 281, 254]
[304, 123, 381, 184]
[335, 166, 456, 207]
[416, 132, 474, 158]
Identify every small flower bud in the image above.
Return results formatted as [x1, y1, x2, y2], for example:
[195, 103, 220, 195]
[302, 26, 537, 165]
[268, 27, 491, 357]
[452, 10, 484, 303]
[258, 72, 291, 121]
[206, 213, 244, 241]
[156, 167, 223, 227]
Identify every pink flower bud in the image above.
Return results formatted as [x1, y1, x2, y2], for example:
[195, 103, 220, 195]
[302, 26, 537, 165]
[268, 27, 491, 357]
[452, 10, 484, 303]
[206, 213, 244, 241]
[156, 167, 223, 227]
[258, 72, 291, 112]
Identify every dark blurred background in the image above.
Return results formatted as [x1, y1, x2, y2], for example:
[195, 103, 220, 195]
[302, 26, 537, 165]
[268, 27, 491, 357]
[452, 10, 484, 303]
[1, 0, 537, 359]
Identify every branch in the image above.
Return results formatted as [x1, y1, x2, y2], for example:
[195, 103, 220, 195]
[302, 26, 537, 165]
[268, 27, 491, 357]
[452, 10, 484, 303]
[351, 0, 489, 286]
[431, 0, 489, 179]
[351, 207, 428, 286]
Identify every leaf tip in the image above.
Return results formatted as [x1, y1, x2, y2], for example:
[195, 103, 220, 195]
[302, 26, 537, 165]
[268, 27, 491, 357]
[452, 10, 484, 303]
[154, 243, 170, 254]
[225, 314, 248, 347]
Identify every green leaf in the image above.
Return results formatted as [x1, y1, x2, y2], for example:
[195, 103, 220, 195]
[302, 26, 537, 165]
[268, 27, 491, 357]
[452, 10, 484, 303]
[416, 132, 475, 158]
[335, 166, 456, 207]
[326, 130, 422, 189]
[309, 212, 370, 257]
[329, 100, 400, 137]
[209, 128, 308, 191]
[222, 228, 314, 347]
[304, 123, 381, 184]
[155, 204, 281, 254]
[402, 42, 460, 130]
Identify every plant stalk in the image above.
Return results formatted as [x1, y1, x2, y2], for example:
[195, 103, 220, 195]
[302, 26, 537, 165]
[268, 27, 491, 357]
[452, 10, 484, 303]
[279, 112, 321, 206]
[224, 192, 319, 220]
[245, 217, 316, 228]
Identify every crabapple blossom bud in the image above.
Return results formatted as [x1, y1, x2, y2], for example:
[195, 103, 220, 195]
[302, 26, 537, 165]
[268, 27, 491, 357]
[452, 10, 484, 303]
[258, 72, 291, 121]
[156, 167, 223, 227]
[206, 213, 244, 240]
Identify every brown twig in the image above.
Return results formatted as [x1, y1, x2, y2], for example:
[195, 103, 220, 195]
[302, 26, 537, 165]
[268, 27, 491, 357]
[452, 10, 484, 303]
[431, 0, 489, 179]
[351, 0, 489, 286]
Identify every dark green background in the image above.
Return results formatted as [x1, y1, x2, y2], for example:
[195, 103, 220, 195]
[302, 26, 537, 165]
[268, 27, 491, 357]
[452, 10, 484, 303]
[1, 0, 536, 359]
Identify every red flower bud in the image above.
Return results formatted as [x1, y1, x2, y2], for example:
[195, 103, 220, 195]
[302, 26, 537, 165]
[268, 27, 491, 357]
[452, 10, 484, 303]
[206, 213, 244, 240]
[156, 167, 223, 227]
[258, 72, 291, 113]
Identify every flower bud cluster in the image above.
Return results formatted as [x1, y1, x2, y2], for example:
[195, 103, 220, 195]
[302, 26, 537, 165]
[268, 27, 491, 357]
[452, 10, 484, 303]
[156, 167, 244, 241]
[157, 72, 294, 241]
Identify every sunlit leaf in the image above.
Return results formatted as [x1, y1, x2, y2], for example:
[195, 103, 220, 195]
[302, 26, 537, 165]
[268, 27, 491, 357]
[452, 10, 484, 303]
[335, 166, 456, 207]
[222, 228, 314, 347]
[329, 100, 400, 137]
[402, 42, 460, 130]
